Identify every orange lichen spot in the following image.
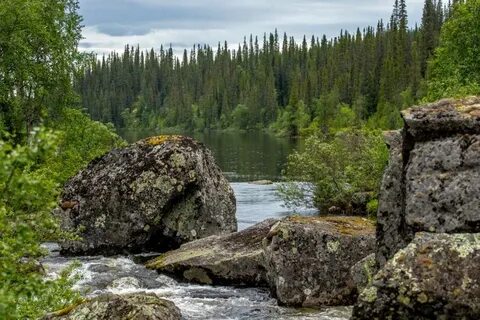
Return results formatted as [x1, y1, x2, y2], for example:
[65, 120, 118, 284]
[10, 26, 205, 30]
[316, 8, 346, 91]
[416, 255, 434, 269]
[144, 135, 184, 146]
[60, 200, 79, 210]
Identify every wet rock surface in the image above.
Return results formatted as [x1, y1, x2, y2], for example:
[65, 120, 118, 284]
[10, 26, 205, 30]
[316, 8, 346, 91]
[263, 216, 376, 307]
[146, 219, 278, 286]
[56, 135, 236, 256]
[44, 293, 181, 320]
[352, 232, 480, 320]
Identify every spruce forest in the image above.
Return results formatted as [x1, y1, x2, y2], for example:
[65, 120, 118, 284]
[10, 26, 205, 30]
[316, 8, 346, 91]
[76, 0, 452, 135]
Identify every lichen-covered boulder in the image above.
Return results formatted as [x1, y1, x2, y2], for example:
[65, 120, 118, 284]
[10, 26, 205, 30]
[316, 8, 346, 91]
[56, 135, 236, 255]
[146, 219, 278, 286]
[44, 293, 181, 320]
[350, 253, 377, 295]
[376, 97, 480, 266]
[263, 216, 376, 307]
[352, 232, 480, 320]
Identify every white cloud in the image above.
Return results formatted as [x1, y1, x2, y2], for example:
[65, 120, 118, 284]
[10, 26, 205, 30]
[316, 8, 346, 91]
[79, 0, 425, 55]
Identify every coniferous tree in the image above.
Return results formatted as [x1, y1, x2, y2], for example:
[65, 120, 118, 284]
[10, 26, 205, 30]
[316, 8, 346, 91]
[75, 0, 447, 134]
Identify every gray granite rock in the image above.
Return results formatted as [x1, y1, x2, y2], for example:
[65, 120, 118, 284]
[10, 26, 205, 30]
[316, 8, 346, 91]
[376, 97, 480, 267]
[146, 219, 278, 286]
[263, 216, 376, 307]
[56, 135, 236, 255]
[352, 233, 480, 320]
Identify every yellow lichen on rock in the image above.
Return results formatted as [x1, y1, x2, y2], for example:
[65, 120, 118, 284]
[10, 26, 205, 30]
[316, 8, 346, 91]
[285, 216, 375, 236]
[144, 135, 184, 146]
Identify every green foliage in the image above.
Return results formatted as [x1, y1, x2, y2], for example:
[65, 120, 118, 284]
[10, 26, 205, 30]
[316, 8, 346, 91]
[231, 104, 250, 129]
[279, 128, 388, 214]
[44, 108, 126, 183]
[271, 100, 310, 136]
[0, 129, 81, 319]
[0, 0, 82, 141]
[366, 199, 379, 217]
[427, 0, 480, 100]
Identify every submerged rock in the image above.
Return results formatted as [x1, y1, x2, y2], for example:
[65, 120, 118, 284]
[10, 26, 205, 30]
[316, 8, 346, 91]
[44, 293, 181, 320]
[146, 219, 278, 286]
[352, 232, 480, 320]
[263, 216, 376, 307]
[56, 135, 236, 255]
[250, 180, 274, 185]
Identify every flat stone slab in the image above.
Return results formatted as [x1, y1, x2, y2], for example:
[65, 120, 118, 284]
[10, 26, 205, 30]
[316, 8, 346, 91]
[402, 96, 480, 138]
[146, 219, 278, 286]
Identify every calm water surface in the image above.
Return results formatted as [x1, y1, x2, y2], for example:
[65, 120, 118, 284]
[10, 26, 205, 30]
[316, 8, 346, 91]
[120, 130, 300, 182]
[42, 130, 349, 320]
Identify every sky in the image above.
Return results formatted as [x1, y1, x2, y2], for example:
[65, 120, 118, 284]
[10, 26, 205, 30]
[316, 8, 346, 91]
[78, 0, 425, 56]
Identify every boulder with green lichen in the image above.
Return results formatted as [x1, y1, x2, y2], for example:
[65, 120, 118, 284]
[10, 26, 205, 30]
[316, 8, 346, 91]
[352, 232, 480, 320]
[56, 135, 236, 255]
[376, 97, 480, 267]
[263, 216, 376, 307]
[43, 293, 181, 320]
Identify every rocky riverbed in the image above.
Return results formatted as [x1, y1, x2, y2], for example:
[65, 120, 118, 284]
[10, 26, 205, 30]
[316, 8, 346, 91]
[42, 183, 352, 320]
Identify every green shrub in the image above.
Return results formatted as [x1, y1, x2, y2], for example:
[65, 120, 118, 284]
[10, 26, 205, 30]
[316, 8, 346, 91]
[366, 199, 379, 217]
[279, 128, 388, 215]
[0, 128, 81, 319]
[43, 108, 126, 183]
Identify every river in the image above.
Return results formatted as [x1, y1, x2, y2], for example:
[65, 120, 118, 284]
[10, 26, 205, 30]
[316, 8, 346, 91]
[42, 130, 352, 320]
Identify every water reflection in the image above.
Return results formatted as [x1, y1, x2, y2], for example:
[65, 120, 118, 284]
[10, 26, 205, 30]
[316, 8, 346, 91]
[119, 130, 302, 182]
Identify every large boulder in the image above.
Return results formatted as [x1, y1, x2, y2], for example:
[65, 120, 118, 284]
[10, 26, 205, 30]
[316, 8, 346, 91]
[352, 232, 480, 320]
[146, 219, 278, 286]
[376, 97, 480, 266]
[56, 135, 236, 255]
[263, 216, 376, 307]
[44, 293, 181, 320]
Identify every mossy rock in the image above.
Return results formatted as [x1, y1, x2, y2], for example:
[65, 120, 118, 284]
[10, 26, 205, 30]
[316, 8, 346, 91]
[352, 232, 480, 320]
[263, 216, 376, 307]
[56, 135, 236, 256]
[43, 293, 181, 320]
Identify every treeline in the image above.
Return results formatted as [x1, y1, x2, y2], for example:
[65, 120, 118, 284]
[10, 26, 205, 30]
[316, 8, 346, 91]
[76, 0, 452, 134]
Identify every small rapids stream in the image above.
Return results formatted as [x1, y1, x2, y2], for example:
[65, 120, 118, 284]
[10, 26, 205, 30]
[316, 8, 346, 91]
[42, 183, 352, 320]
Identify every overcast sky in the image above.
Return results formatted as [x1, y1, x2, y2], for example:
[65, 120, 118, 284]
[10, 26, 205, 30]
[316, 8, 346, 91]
[78, 0, 425, 56]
